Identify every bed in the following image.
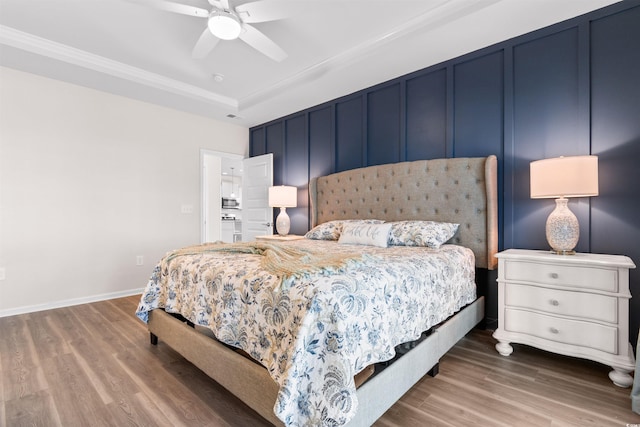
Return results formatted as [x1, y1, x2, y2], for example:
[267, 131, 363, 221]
[136, 155, 498, 426]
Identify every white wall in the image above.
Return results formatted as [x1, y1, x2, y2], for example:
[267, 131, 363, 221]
[0, 67, 248, 316]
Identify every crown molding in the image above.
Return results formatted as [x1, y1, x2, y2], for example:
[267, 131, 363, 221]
[0, 25, 238, 110]
[1, 1, 495, 120]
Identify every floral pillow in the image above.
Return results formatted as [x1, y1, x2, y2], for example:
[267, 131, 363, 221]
[388, 221, 459, 249]
[338, 222, 392, 248]
[304, 220, 344, 240]
[304, 219, 384, 241]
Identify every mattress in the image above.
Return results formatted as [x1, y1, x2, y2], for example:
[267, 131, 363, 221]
[136, 239, 476, 426]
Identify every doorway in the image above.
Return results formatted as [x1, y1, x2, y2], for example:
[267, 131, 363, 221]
[200, 151, 274, 243]
[200, 150, 244, 243]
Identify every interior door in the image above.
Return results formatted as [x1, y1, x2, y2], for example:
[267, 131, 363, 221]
[242, 153, 273, 241]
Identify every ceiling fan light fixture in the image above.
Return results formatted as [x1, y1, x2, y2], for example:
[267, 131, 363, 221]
[208, 10, 242, 40]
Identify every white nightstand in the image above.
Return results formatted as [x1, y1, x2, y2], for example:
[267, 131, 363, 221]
[255, 234, 304, 241]
[492, 249, 636, 387]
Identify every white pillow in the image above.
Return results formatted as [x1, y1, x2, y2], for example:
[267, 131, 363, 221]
[338, 222, 392, 248]
[305, 219, 384, 240]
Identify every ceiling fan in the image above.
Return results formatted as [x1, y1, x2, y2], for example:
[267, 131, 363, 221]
[135, 0, 298, 61]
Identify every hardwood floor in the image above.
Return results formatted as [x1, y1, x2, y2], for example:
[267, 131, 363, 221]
[1, 295, 638, 426]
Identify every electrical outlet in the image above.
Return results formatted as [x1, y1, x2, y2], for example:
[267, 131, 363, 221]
[0, 267, 5, 280]
[136, 256, 144, 266]
[181, 204, 194, 214]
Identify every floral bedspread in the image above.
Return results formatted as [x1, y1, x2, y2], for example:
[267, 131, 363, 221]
[135, 239, 476, 426]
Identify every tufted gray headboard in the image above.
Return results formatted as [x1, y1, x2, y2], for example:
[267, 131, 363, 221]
[309, 156, 498, 270]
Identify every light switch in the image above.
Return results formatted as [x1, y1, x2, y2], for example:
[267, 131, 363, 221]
[181, 204, 194, 214]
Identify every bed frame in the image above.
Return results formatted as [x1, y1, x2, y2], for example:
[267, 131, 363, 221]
[147, 155, 498, 426]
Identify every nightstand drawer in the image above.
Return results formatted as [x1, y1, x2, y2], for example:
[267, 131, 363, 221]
[504, 260, 618, 292]
[505, 284, 617, 323]
[504, 309, 618, 354]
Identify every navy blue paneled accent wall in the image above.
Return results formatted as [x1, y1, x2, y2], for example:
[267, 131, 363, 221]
[250, 1, 640, 341]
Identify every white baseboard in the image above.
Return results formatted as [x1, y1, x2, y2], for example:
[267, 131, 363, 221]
[0, 288, 144, 318]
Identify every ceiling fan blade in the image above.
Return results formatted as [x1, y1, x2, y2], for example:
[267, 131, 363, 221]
[129, 0, 209, 18]
[207, 0, 223, 7]
[192, 28, 221, 59]
[239, 24, 287, 62]
[235, 0, 305, 23]
[220, 0, 230, 10]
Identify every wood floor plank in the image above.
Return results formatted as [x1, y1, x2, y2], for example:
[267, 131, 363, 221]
[104, 296, 142, 323]
[40, 353, 114, 427]
[68, 303, 128, 347]
[69, 337, 141, 404]
[108, 315, 156, 354]
[4, 389, 62, 427]
[26, 311, 70, 360]
[131, 391, 185, 427]
[116, 348, 232, 426]
[488, 373, 632, 427]
[374, 399, 455, 427]
[103, 390, 166, 427]
[90, 299, 130, 323]
[0, 397, 4, 427]
[535, 370, 632, 413]
[442, 353, 632, 427]
[46, 307, 88, 343]
[2, 297, 639, 427]
[0, 338, 5, 422]
[448, 342, 541, 380]
[0, 315, 48, 401]
[386, 376, 431, 409]
[420, 374, 551, 426]
[165, 357, 272, 426]
[418, 392, 513, 427]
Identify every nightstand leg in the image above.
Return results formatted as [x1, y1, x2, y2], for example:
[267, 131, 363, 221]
[495, 341, 513, 356]
[608, 368, 633, 388]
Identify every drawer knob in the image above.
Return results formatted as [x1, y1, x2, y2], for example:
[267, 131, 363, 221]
[550, 299, 560, 306]
[550, 327, 559, 334]
[550, 273, 559, 279]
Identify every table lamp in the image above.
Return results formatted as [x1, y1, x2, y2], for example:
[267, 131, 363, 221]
[268, 185, 297, 236]
[530, 155, 598, 254]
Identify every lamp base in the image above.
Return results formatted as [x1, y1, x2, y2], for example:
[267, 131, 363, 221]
[546, 197, 579, 254]
[275, 207, 291, 236]
[550, 249, 576, 256]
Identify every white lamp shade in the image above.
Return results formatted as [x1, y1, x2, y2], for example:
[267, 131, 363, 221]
[530, 155, 598, 199]
[269, 186, 297, 208]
